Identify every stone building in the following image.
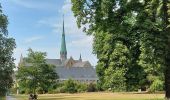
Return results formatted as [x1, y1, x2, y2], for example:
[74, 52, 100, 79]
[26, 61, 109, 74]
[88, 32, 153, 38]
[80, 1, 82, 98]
[18, 17, 98, 83]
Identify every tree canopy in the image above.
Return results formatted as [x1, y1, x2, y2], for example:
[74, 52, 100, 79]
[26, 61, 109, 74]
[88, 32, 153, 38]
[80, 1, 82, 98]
[0, 4, 16, 96]
[71, 0, 170, 98]
[17, 49, 58, 94]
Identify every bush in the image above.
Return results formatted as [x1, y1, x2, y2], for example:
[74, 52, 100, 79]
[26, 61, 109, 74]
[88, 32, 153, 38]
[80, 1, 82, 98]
[36, 87, 44, 94]
[56, 86, 66, 93]
[104, 68, 127, 92]
[76, 83, 87, 92]
[149, 79, 164, 92]
[47, 80, 98, 93]
[63, 79, 77, 93]
[10, 87, 18, 94]
[87, 83, 97, 92]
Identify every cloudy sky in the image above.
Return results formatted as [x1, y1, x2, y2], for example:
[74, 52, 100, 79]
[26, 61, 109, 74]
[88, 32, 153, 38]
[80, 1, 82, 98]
[0, 0, 97, 66]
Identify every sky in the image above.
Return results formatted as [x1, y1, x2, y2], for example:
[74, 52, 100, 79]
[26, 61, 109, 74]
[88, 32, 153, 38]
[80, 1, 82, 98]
[0, 0, 98, 66]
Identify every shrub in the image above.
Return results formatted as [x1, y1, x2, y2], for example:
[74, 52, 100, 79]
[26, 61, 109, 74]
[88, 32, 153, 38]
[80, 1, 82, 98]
[87, 83, 97, 92]
[63, 79, 77, 93]
[76, 83, 87, 92]
[36, 87, 44, 94]
[149, 79, 164, 92]
[56, 86, 66, 93]
[104, 68, 127, 92]
[10, 87, 18, 94]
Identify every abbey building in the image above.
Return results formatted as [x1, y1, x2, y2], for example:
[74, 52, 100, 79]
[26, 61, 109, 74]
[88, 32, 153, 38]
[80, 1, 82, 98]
[18, 17, 98, 83]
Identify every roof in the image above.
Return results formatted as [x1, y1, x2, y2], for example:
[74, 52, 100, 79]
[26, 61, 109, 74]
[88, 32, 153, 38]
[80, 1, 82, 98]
[72, 61, 91, 67]
[46, 59, 62, 66]
[19, 57, 98, 81]
[55, 66, 98, 80]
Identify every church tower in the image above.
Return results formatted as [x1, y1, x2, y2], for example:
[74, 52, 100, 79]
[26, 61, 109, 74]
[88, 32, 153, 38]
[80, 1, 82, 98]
[79, 54, 82, 62]
[60, 15, 67, 61]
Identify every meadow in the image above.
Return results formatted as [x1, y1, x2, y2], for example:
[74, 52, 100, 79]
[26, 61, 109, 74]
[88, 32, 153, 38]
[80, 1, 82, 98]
[14, 92, 164, 100]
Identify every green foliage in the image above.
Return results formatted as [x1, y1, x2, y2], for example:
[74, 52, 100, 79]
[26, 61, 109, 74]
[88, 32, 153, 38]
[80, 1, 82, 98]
[16, 49, 58, 94]
[51, 80, 98, 93]
[87, 83, 97, 92]
[76, 82, 87, 92]
[63, 79, 77, 93]
[71, 0, 170, 95]
[149, 79, 164, 92]
[56, 86, 66, 93]
[103, 41, 130, 92]
[71, 0, 148, 91]
[104, 68, 126, 92]
[0, 4, 16, 96]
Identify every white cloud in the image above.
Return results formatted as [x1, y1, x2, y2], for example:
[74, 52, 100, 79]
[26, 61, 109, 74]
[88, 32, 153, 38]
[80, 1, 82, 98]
[24, 36, 44, 43]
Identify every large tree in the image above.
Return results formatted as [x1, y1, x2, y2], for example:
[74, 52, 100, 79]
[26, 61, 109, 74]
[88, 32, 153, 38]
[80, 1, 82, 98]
[162, 0, 170, 98]
[71, 0, 146, 91]
[71, 0, 170, 98]
[0, 4, 16, 96]
[17, 49, 58, 94]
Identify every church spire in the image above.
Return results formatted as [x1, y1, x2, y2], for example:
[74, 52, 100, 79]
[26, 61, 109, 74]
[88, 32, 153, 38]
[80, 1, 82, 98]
[60, 15, 67, 61]
[79, 54, 82, 61]
[18, 54, 24, 67]
[19, 54, 23, 63]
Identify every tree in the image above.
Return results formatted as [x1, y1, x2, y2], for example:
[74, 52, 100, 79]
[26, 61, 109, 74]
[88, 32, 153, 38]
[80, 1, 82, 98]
[71, 0, 146, 91]
[0, 4, 16, 96]
[17, 49, 58, 94]
[71, 0, 170, 97]
[132, 0, 170, 97]
[104, 41, 130, 91]
[161, 0, 170, 99]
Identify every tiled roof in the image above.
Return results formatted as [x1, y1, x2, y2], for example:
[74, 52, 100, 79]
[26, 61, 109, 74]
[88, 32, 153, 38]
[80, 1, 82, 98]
[72, 61, 91, 67]
[46, 59, 62, 66]
[55, 67, 98, 80]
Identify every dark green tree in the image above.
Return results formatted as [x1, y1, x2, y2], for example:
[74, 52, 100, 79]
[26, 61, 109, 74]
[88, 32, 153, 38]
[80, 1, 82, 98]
[71, 0, 146, 91]
[17, 49, 58, 94]
[0, 4, 16, 96]
[71, 0, 170, 98]
[161, 0, 170, 98]
[104, 41, 130, 91]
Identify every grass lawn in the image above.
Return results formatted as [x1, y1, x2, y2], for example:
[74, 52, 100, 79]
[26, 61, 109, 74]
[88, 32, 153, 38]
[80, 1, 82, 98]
[0, 97, 5, 100]
[13, 92, 164, 100]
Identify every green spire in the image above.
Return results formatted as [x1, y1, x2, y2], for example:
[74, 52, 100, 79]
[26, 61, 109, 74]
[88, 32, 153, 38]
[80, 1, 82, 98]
[60, 15, 67, 61]
[79, 53, 82, 61]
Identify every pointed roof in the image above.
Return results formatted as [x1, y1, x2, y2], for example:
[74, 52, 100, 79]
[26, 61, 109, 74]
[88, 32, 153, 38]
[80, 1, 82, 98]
[60, 15, 67, 54]
[19, 54, 23, 63]
[79, 54, 82, 61]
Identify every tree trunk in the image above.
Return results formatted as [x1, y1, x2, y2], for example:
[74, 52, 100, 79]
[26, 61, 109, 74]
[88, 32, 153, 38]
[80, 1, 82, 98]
[162, 0, 170, 99]
[165, 67, 170, 99]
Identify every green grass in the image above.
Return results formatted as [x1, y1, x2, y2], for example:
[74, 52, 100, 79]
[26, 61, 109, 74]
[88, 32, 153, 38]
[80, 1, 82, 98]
[0, 96, 5, 100]
[14, 92, 164, 100]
